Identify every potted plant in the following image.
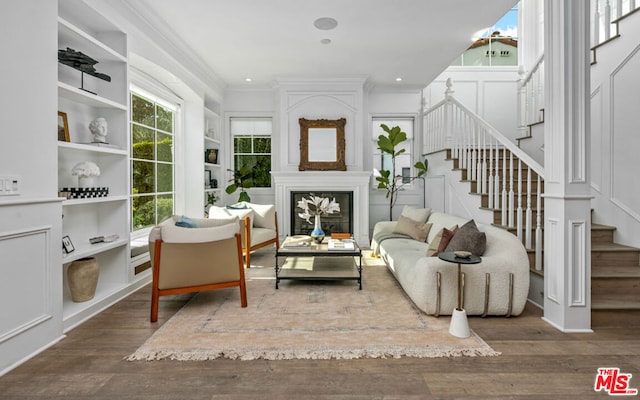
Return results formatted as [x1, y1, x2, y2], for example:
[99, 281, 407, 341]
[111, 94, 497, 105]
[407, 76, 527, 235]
[375, 124, 428, 220]
[225, 161, 255, 202]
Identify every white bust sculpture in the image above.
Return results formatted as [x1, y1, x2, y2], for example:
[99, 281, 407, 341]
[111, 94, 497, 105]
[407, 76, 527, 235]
[89, 118, 108, 143]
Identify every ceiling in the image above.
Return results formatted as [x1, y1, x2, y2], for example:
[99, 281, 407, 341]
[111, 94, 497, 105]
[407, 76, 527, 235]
[128, 0, 517, 90]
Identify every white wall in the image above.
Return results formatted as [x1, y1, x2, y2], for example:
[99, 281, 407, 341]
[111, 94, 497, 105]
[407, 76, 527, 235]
[590, 13, 640, 248]
[367, 88, 424, 228]
[0, 0, 63, 375]
[423, 67, 520, 143]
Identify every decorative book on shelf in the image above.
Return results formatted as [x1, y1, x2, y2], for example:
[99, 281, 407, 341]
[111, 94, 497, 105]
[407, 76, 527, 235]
[328, 238, 355, 251]
[59, 187, 109, 199]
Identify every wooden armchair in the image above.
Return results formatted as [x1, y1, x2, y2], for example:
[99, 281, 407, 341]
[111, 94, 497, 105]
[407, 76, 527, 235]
[209, 203, 280, 268]
[148, 215, 247, 322]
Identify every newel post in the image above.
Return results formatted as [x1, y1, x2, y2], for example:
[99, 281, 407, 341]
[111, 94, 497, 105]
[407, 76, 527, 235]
[444, 78, 454, 154]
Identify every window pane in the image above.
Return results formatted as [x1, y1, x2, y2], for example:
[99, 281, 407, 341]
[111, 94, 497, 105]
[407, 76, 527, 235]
[157, 163, 173, 193]
[157, 132, 173, 162]
[157, 194, 173, 223]
[253, 155, 271, 187]
[234, 136, 252, 153]
[132, 160, 155, 194]
[156, 104, 173, 133]
[132, 124, 155, 160]
[253, 137, 271, 154]
[132, 94, 155, 127]
[132, 195, 155, 231]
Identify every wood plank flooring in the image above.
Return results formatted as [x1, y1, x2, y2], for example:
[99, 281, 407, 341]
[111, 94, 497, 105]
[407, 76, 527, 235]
[2, 272, 640, 399]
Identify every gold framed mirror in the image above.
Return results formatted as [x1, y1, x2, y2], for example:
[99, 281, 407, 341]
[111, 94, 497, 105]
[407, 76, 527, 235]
[298, 118, 346, 171]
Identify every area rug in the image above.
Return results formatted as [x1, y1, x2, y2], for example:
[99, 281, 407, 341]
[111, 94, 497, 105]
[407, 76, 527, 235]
[127, 250, 499, 361]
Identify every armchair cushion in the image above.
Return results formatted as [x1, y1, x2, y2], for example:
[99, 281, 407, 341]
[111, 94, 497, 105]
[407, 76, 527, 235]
[245, 202, 276, 230]
[150, 215, 240, 244]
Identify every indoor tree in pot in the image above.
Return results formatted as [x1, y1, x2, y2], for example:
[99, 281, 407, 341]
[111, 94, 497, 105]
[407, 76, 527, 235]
[375, 124, 428, 221]
[225, 161, 255, 203]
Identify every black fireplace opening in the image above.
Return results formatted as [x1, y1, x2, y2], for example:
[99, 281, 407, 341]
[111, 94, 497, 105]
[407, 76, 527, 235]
[290, 191, 353, 236]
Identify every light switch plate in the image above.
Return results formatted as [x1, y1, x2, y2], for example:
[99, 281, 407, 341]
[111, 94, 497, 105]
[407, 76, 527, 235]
[0, 175, 20, 195]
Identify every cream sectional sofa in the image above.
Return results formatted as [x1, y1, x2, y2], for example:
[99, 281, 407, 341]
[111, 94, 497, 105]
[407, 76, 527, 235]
[371, 211, 530, 316]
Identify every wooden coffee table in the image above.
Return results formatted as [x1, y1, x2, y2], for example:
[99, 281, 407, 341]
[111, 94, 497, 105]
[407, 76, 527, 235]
[275, 237, 363, 289]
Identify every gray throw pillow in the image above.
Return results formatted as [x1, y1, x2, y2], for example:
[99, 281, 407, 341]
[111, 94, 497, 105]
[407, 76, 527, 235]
[393, 215, 432, 242]
[444, 219, 486, 256]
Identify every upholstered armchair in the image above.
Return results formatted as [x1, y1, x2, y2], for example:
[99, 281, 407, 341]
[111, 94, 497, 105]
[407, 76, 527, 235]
[148, 215, 247, 322]
[208, 202, 280, 268]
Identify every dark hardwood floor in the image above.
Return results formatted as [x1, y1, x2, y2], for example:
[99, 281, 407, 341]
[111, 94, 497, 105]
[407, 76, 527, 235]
[2, 261, 639, 399]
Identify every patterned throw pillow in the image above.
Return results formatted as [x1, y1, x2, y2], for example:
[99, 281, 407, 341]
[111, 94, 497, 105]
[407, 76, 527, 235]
[393, 215, 433, 242]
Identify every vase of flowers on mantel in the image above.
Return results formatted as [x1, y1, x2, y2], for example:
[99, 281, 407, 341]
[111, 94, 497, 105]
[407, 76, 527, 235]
[297, 195, 340, 244]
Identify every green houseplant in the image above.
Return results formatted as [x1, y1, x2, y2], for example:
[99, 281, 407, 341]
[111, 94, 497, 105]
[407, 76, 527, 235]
[225, 161, 255, 202]
[375, 124, 428, 220]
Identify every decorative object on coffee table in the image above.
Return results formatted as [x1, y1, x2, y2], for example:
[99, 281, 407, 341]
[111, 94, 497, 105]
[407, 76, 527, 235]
[296, 194, 340, 244]
[67, 257, 100, 302]
[437, 251, 481, 338]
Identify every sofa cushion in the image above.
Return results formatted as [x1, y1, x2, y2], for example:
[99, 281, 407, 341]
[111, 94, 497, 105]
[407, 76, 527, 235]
[426, 225, 459, 256]
[444, 219, 487, 256]
[393, 215, 432, 242]
[401, 205, 432, 223]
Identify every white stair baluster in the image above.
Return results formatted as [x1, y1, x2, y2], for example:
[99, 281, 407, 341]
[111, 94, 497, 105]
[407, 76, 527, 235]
[501, 147, 508, 226]
[517, 158, 523, 241]
[535, 175, 543, 271]
[525, 168, 533, 249]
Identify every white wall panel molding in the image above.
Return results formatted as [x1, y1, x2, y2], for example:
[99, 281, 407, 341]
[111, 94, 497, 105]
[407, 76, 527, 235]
[0, 226, 54, 343]
[569, 220, 588, 307]
[545, 217, 560, 304]
[590, 85, 603, 193]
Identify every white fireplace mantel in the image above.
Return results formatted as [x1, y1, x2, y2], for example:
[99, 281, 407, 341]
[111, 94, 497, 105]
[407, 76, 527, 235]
[272, 171, 372, 246]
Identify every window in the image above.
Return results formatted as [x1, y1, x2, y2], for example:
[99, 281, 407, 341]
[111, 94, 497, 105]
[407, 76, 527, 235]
[372, 117, 415, 187]
[230, 117, 272, 188]
[130, 87, 177, 231]
[451, 4, 519, 67]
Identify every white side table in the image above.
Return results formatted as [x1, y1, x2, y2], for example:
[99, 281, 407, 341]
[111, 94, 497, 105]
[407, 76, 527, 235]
[437, 251, 482, 338]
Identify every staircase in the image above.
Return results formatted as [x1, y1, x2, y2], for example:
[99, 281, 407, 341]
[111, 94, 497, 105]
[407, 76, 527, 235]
[443, 147, 640, 311]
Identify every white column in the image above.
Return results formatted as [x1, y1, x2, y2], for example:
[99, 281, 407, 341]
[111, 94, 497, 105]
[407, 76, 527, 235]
[542, 0, 592, 332]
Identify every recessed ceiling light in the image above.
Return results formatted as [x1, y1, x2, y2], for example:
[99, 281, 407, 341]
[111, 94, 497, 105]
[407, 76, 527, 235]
[320, 38, 331, 45]
[314, 17, 338, 30]
[245, 78, 252, 82]
[395, 77, 403, 82]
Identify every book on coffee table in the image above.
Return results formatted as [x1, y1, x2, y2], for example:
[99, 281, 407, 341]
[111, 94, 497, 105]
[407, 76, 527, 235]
[328, 238, 355, 251]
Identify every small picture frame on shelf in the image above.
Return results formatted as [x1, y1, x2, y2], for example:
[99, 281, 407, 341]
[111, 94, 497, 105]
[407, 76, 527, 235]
[62, 235, 75, 253]
[205, 148, 218, 164]
[58, 111, 70, 142]
[204, 170, 212, 188]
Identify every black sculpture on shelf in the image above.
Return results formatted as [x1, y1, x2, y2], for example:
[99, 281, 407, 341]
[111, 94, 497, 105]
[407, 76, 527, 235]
[58, 47, 111, 95]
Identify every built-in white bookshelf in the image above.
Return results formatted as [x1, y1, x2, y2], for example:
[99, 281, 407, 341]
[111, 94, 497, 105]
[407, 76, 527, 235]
[204, 106, 222, 209]
[58, 0, 145, 331]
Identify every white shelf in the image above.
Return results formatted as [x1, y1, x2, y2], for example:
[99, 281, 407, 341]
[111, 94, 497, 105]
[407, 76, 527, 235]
[204, 162, 222, 168]
[58, 17, 127, 62]
[205, 188, 222, 193]
[58, 81, 127, 110]
[58, 141, 127, 155]
[57, 0, 138, 335]
[62, 195, 128, 206]
[61, 238, 128, 264]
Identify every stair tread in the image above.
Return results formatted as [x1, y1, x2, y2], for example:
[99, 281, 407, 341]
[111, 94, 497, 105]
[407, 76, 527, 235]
[592, 223, 616, 231]
[592, 243, 640, 252]
[591, 301, 640, 310]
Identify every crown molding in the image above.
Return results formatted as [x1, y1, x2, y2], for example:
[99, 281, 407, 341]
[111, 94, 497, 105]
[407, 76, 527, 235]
[98, 0, 227, 101]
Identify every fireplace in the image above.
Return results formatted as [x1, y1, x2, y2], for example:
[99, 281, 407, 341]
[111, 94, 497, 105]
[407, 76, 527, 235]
[291, 191, 353, 236]
[271, 171, 371, 246]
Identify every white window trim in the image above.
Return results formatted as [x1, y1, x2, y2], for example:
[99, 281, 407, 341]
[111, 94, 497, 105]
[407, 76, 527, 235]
[225, 112, 274, 192]
[129, 70, 184, 239]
